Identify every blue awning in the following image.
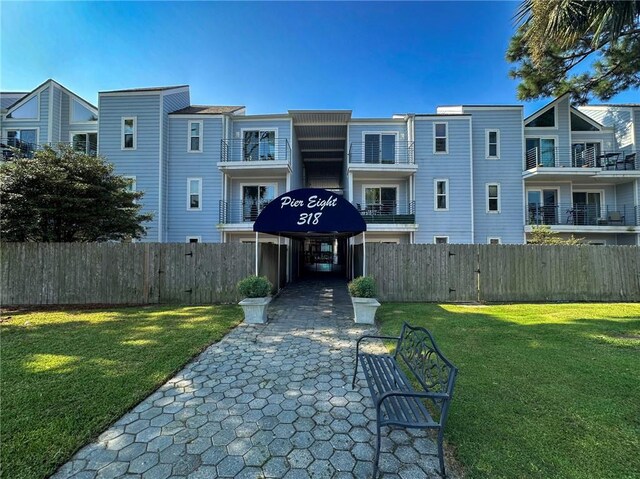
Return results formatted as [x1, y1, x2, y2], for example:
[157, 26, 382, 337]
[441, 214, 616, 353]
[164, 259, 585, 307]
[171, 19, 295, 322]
[253, 188, 366, 238]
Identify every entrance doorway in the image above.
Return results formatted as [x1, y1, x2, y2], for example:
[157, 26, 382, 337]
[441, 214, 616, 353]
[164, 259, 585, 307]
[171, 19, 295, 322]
[302, 237, 347, 275]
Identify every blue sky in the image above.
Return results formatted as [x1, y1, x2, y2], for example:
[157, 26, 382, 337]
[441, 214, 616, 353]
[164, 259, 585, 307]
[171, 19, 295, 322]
[1, 1, 638, 117]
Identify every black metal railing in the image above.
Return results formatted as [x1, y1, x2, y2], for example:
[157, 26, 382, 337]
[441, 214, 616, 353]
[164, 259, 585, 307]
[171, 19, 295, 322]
[525, 147, 638, 170]
[1, 138, 39, 159]
[220, 139, 291, 164]
[348, 141, 415, 165]
[219, 199, 275, 224]
[526, 203, 638, 226]
[353, 200, 416, 224]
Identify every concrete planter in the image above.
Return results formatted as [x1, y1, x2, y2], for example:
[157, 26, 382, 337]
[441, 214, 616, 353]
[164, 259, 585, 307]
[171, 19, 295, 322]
[351, 297, 381, 324]
[239, 297, 272, 324]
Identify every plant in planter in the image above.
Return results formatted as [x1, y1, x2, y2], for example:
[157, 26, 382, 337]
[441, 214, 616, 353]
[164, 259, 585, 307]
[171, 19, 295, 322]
[237, 275, 273, 324]
[348, 276, 381, 325]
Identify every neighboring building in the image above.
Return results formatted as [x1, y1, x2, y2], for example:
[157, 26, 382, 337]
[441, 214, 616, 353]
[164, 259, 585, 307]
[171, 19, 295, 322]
[4, 80, 639, 258]
[1, 79, 98, 159]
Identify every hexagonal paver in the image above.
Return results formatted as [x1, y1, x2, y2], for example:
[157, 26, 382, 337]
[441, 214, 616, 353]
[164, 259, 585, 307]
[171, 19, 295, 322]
[287, 448, 314, 469]
[217, 455, 245, 477]
[128, 452, 159, 474]
[263, 456, 290, 478]
[172, 454, 201, 475]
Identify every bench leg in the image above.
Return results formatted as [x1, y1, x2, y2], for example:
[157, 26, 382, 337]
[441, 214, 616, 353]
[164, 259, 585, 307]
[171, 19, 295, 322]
[351, 355, 359, 388]
[373, 420, 381, 478]
[437, 429, 446, 477]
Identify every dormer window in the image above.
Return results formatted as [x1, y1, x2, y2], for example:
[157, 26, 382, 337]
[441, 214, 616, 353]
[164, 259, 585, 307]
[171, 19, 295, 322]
[6, 96, 38, 119]
[525, 107, 555, 127]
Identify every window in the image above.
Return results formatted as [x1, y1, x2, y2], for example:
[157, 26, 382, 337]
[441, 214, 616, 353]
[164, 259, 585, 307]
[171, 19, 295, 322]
[71, 133, 97, 156]
[242, 184, 276, 221]
[187, 178, 202, 211]
[526, 137, 556, 167]
[434, 179, 448, 210]
[188, 121, 203, 152]
[434, 123, 448, 153]
[434, 236, 449, 244]
[525, 107, 555, 127]
[363, 186, 397, 214]
[243, 130, 276, 161]
[486, 130, 500, 159]
[122, 175, 136, 192]
[186, 236, 201, 243]
[570, 112, 599, 132]
[6, 129, 37, 147]
[571, 191, 603, 225]
[364, 133, 396, 164]
[71, 99, 97, 122]
[122, 117, 136, 150]
[487, 183, 500, 213]
[571, 142, 601, 167]
[7, 96, 37, 119]
[487, 237, 501, 245]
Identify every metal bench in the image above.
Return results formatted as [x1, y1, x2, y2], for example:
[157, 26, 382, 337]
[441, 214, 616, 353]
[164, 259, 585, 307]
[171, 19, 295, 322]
[352, 323, 458, 477]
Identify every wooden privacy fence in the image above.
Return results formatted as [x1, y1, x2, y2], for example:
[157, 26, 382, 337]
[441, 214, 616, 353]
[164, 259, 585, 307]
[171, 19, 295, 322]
[366, 243, 640, 302]
[0, 242, 286, 306]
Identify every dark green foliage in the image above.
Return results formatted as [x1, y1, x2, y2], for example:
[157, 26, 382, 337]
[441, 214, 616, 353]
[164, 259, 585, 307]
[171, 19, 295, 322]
[507, 0, 640, 103]
[0, 145, 152, 242]
[348, 276, 376, 298]
[237, 275, 272, 298]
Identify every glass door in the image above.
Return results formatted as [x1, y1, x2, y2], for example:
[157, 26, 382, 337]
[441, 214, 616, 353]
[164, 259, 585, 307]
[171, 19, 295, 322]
[572, 192, 601, 225]
[242, 185, 276, 221]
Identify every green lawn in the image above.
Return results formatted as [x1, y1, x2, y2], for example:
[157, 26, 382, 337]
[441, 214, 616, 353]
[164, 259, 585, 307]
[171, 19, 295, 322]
[377, 303, 640, 479]
[1, 305, 243, 479]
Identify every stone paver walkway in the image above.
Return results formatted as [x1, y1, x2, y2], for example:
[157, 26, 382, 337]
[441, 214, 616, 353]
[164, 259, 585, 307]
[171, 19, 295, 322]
[53, 279, 445, 479]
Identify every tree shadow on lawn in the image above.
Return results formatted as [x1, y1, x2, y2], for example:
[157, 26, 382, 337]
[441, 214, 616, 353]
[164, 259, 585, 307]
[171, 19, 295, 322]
[1, 305, 242, 479]
[376, 303, 640, 479]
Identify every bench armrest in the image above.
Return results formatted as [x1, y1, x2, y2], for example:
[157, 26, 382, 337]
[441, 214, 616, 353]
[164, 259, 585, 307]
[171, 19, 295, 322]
[377, 390, 450, 406]
[356, 334, 400, 350]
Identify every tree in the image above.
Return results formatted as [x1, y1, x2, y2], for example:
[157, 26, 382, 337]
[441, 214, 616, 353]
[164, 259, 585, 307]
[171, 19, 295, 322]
[0, 145, 152, 242]
[507, 0, 640, 103]
[528, 225, 583, 245]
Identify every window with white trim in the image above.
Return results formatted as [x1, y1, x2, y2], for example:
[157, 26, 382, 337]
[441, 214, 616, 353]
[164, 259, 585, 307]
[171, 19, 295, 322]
[7, 96, 37, 119]
[122, 117, 136, 149]
[6, 129, 37, 147]
[187, 178, 202, 211]
[434, 123, 448, 153]
[487, 237, 501, 245]
[72, 132, 98, 155]
[434, 179, 448, 211]
[122, 175, 136, 192]
[486, 130, 500, 159]
[487, 183, 500, 213]
[71, 99, 97, 122]
[186, 236, 201, 243]
[188, 121, 203, 152]
[243, 130, 276, 161]
[434, 236, 448, 244]
[364, 133, 396, 163]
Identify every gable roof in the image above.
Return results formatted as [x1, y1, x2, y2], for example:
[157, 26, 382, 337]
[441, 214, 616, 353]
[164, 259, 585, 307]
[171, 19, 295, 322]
[100, 85, 189, 94]
[1, 92, 28, 110]
[170, 105, 245, 115]
[3, 79, 97, 116]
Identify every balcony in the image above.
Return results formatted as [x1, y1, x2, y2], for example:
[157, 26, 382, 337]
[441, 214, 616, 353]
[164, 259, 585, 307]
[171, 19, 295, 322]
[526, 203, 639, 228]
[348, 141, 416, 178]
[525, 147, 638, 171]
[219, 139, 292, 178]
[1, 138, 39, 159]
[218, 199, 417, 226]
[353, 200, 416, 225]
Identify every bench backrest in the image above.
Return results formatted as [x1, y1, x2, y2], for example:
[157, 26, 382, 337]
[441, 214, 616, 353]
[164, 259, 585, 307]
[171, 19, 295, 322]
[395, 323, 458, 422]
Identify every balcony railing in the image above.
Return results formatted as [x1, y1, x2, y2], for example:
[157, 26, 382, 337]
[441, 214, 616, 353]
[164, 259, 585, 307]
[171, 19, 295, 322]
[220, 139, 291, 164]
[527, 203, 639, 227]
[219, 199, 417, 225]
[525, 147, 638, 171]
[348, 141, 415, 165]
[353, 200, 416, 224]
[1, 138, 40, 159]
[219, 199, 275, 224]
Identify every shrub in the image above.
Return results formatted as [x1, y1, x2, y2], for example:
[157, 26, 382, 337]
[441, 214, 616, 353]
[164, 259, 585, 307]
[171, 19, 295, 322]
[237, 275, 272, 298]
[348, 276, 376, 298]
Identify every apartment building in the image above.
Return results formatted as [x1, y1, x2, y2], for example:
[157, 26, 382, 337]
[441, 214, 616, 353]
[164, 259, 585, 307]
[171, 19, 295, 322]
[2, 81, 639, 266]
